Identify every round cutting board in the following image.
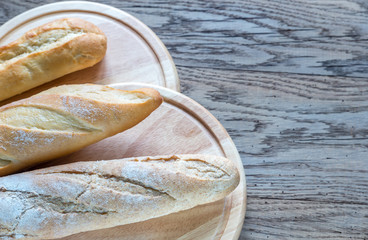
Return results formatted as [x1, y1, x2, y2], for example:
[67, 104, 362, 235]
[0, 1, 246, 239]
[35, 83, 246, 240]
[0, 1, 179, 106]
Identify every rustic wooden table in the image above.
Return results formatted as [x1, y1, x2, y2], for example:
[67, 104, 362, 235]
[1, 0, 367, 239]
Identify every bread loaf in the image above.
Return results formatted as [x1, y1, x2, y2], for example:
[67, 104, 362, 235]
[0, 84, 163, 176]
[0, 154, 239, 239]
[0, 18, 107, 101]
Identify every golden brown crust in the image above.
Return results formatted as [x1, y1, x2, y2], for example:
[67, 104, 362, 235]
[0, 18, 107, 102]
[0, 84, 163, 176]
[0, 154, 240, 239]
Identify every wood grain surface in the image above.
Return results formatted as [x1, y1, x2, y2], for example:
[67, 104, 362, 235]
[1, 0, 368, 239]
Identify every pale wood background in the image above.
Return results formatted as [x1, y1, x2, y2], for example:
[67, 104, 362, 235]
[1, 0, 368, 239]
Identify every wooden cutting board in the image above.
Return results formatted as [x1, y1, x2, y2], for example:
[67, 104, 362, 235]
[0, 0, 179, 107]
[35, 83, 246, 240]
[0, 1, 246, 239]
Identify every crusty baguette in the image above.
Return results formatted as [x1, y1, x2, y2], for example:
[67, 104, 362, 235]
[0, 84, 163, 176]
[0, 18, 107, 101]
[0, 154, 239, 239]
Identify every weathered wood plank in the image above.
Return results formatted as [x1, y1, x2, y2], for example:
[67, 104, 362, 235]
[177, 66, 368, 239]
[0, 0, 367, 77]
[244, 198, 367, 239]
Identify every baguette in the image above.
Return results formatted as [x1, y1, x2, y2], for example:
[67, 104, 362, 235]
[0, 154, 240, 239]
[0, 18, 107, 101]
[0, 84, 163, 176]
